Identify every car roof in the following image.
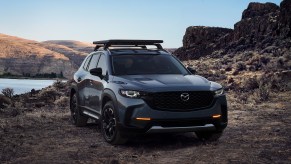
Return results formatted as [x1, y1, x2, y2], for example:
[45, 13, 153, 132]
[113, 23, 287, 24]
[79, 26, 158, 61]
[105, 48, 170, 55]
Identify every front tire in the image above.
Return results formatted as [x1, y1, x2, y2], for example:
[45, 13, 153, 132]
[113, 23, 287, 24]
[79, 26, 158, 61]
[70, 94, 88, 127]
[101, 101, 128, 145]
[195, 131, 223, 141]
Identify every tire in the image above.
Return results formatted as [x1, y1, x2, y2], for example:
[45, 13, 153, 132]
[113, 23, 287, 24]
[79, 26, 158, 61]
[101, 101, 128, 145]
[70, 94, 88, 127]
[195, 131, 223, 141]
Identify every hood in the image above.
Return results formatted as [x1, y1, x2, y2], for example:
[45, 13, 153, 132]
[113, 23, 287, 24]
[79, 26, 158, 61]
[112, 74, 221, 92]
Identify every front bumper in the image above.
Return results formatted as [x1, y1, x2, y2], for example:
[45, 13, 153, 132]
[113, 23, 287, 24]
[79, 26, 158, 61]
[115, 94, 228, 134]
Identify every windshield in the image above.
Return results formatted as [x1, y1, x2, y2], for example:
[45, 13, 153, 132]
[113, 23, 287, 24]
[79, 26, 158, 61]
[111, 54, 189, 75]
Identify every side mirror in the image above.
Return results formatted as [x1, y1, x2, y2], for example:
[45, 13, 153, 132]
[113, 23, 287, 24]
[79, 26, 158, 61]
[187, 67, 196, 74]
[90, 67, 103, 78]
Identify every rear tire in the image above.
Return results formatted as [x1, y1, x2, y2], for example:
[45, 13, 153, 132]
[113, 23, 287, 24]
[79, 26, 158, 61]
[195, 131, 223, 141]
[70, 94, 88, 127]
[101, 101, 128, 145]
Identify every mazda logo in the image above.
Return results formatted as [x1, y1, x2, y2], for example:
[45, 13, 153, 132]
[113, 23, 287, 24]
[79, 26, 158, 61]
[180, 93, 190, 101]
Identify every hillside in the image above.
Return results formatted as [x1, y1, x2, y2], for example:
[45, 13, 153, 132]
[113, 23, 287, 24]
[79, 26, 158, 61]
[40, 41, 93, 66]
[42, 40, 93, 54]
[0, 34, 93, 78]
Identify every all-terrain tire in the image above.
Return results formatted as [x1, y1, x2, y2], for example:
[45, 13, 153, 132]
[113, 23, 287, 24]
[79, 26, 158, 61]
[101, 101, 128, 145]
[70, 94, 88, 127]
[195, 131, 223, 141]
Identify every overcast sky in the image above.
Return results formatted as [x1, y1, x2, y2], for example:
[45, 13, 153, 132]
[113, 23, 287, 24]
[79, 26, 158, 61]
[0, 0, 281, 48]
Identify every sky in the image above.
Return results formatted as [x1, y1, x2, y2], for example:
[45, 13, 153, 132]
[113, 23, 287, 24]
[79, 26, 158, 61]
[0, 0, 282, 48]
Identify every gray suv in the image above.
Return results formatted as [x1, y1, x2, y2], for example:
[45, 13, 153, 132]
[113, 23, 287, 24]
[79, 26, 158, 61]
[70, 40, 227, 144]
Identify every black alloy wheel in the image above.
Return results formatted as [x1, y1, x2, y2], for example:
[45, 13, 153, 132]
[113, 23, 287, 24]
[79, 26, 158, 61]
[101, 101, 128, 144]
[70, 94, 88, 127]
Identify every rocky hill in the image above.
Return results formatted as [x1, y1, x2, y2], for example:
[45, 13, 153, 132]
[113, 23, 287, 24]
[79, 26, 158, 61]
[174, 0, 291, 60]
[0, 34, 94, 78]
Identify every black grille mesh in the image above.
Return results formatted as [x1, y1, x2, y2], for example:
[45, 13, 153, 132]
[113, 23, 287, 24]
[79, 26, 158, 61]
[145, 91, 214, 110]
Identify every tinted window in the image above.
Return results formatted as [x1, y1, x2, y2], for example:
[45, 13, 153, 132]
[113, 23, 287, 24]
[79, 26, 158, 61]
[88, 54, 100, 71]
[112, 55, 189, 75]
[97, 54, 108, 76]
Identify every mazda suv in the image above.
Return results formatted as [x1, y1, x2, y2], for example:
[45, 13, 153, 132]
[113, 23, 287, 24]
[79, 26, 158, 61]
[70, 40, 228, 144]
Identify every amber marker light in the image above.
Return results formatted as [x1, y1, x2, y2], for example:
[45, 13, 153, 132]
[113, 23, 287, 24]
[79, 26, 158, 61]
[212, 114, 221, 118]
[136, 117, 151, 121]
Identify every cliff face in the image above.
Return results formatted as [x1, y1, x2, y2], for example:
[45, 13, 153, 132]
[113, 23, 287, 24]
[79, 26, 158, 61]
[175, 27, 233, 60]
[174, 0, 291, 60]
[0, 34, 92, 78]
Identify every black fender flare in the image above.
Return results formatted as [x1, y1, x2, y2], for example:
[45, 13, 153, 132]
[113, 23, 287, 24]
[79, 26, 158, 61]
[101, 89, 119, 121]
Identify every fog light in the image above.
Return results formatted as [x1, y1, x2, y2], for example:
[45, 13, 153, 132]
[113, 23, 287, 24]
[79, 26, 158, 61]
[136, 117, 151, 121]
[212, 114, 221, 118]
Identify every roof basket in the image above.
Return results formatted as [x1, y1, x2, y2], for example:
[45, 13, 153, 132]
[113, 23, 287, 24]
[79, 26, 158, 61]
[93, 39, 164, 51]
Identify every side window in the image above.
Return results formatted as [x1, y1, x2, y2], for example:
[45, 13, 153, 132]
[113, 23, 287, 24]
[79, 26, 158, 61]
[87, 54, 100, 71]
[97, 54, 108, 76]
[83, 55, 92, 71]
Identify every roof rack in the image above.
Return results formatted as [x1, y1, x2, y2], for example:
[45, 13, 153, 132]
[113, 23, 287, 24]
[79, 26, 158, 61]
[93, 39, 164, 51]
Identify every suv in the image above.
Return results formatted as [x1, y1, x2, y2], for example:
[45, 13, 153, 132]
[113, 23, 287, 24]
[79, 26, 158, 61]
[70, 40, 227, 144]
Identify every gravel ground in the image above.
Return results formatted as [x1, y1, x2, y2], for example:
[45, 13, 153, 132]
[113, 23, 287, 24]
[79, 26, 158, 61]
[0, 91, 290, 164]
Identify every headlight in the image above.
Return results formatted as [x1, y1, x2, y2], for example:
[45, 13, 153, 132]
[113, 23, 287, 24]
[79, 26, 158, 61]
[214, 88, 224, 96]
[120, 90, 141, 98]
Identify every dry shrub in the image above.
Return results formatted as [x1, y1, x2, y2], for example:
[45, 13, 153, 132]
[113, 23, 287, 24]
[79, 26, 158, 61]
[38, 88, 60, 102]
[225, 64, 232, 72]
[1, 88, 14, 98]
[257, 73, 290, 92]
[242, 77, 259, 91]
[234, 61, 246, 72]
[53, 79, 66, 90]
[54, 96, 69, 107]
[246, 54, 265, 71]
[0, 94, 11, 109]
[241, 52, 254, 62]
[254, 83, 271, 102]
[276, 57, 285, 69]
[236, 91, 249, 104]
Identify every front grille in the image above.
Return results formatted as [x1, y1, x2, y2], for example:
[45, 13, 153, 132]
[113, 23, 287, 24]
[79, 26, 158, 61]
[144, 91, 214, 111]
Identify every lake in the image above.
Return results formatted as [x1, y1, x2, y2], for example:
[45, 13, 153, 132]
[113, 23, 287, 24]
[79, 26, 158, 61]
[0, 78, 57, 95]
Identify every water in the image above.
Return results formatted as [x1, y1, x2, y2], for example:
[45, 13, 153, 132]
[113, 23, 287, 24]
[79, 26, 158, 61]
[0, 78, 57, 95]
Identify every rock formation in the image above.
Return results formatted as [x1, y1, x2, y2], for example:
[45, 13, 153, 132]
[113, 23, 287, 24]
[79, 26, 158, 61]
[174, 0, 291, 60]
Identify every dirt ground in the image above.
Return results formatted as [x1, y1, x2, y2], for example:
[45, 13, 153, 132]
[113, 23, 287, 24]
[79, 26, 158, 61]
[0, 91, 290, 164]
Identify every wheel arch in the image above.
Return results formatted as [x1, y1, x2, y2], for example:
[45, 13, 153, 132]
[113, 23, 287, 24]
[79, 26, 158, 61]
[70, 83, 79, 108]
[101, 89, 119, 118]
